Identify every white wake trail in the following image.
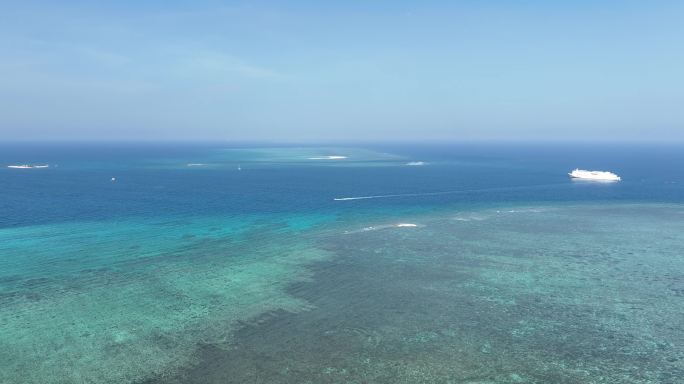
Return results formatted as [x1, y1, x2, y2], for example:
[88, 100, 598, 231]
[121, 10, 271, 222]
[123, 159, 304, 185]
[333, 183, 566, 202]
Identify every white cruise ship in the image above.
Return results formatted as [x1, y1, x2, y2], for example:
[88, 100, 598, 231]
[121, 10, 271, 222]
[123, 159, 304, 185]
[568, 169, 621, 181]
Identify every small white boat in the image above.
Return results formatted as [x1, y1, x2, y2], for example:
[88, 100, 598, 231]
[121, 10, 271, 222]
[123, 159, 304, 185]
[569, 169, 621, 181]
[7, 164, 49, 169]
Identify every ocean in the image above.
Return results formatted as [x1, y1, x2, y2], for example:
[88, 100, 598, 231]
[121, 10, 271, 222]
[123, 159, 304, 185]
[1, 142, 682, 383]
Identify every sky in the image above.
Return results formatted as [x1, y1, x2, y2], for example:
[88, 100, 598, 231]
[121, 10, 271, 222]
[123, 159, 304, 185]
[1, 0, 683, 142]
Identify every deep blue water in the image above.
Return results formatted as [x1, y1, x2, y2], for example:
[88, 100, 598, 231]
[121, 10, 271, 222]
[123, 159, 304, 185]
[1, 142, 683, 383]
[2, 142, 682, 228]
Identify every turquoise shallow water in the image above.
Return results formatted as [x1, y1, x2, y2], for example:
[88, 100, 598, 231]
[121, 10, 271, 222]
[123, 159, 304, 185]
[0, 143, 683, 383]
[158, 204, 684, 384]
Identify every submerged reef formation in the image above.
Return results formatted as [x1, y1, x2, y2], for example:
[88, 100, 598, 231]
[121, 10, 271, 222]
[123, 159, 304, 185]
[158, 204, 684, 384]
[0, 216, 331, 383]
[1, 204, 683, 383]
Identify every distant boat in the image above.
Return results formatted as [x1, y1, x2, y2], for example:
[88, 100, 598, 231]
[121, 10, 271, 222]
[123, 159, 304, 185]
[569, 169, 621, 181]
[7, 164, 49, 169]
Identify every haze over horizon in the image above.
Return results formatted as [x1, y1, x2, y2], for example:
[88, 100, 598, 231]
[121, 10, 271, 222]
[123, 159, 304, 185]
[1, 1, 683, 142]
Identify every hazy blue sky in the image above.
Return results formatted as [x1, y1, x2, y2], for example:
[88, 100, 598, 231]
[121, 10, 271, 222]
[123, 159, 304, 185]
[1, 1, 682, 141]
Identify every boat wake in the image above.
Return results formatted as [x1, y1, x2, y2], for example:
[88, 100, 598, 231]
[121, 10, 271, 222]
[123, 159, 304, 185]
[344, 222, 423, 234]
[308, 156, 348, 160]
[333, 183, 565, 201]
